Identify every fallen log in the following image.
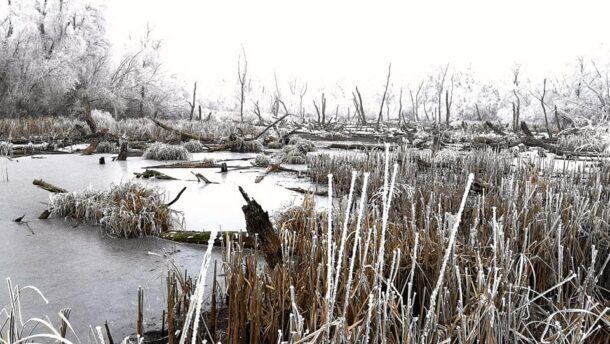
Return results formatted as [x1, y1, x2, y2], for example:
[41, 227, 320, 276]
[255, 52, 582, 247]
[191, 171, 218, 184]
[33, 179, 68, 193]
[150, 118, 212, 142]
[485, 121, 506, 136]
[144, 160, 218, 169]
[134, 169, 178, 180]
[520, 121, 534, 138]
[285, 186, 328, 196]
[160, 230, 254, 247]
[238, 186, 282, 268]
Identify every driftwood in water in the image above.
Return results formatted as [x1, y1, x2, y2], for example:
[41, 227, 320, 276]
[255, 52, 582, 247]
[33, 179, 68, 193]
[134, 169, 178, 180]
[117, 141, 128, 161]
[191, 171, 217, 184]
[145, 160, 218, 169]
[165, 187, 186, 207]
[99, 157, 105, 165]
[238, 186, 282, 268]
[255, 164, 280, 183]
[285, 186, 328, 196]
[220, 163, 228, 173]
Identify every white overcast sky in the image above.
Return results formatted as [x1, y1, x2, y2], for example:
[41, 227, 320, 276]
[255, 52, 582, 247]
[104, 0, 610, 92]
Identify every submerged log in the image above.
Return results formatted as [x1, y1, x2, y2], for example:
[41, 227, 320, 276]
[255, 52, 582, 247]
[238, 186, 282, 268]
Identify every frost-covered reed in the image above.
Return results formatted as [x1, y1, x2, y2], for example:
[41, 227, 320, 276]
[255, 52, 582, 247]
[214, 147, 609, 343]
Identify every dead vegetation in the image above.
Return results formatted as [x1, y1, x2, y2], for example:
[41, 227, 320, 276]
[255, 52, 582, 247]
[45, 181, 181, 238]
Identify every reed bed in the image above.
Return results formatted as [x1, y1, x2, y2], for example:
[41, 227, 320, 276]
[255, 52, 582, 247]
[0, 116, 258, 143]
[143, 142, 191, 161]
[194, 146, 610, 343]
[48, 181, 178, 238]
[95, 140, 118, 153]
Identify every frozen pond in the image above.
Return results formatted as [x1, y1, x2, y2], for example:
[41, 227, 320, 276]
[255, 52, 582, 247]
[0, 151, 321, 340]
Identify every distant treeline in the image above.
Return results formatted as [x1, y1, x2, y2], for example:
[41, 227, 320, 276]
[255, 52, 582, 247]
[1, 1, 610, 126]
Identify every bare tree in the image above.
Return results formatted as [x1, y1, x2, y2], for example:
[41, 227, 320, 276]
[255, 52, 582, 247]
[237, 47, 248, 122]
[377, 63, 391, 129]
[187, 82, 197, 121]
[537, 78, 553, 138]
[512, 67, 521, 132]
[409, 80, 424, 123]
[397, 87, 403, 124]
[313, 93, 327, 125]
[298, 82, 308, 121]
[353, 86, 366, 125]
[434, 64, 450, 125]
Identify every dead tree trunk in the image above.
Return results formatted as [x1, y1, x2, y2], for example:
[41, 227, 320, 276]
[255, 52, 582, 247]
[554, 105, 562, 131]
[117, 140, 128, 161]
[238, 186, 282, 268]
[238, 48, 248, 123]
[188, 82, 197, 121]
[539, 78, 553, 138]
[84, 101, 97, 134]
[377, 63, 391, 129]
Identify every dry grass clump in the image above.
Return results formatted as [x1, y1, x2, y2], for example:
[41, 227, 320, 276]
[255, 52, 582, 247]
[182, 139, 206, 153]
[143, 142, 190, 161]
[226, 138, 264, 153]
[48, 181, 177, 238]
[0, 141, 12, 156]
[288, 136, 317, 153]
[211, 147, 610, 343]
[275, 137, 317, 164]
[95, 140, 118, 153]
[253, 154, 272, 167]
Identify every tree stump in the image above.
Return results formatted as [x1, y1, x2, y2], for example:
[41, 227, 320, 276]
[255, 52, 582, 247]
[238, 186, 282, 268]
[117, 141, 128, 161]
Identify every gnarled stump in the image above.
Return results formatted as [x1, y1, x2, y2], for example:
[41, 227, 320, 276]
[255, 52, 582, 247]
[238, 186, 282, 268]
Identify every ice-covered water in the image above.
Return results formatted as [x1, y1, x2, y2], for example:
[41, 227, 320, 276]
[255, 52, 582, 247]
[0, 152, 319, 340]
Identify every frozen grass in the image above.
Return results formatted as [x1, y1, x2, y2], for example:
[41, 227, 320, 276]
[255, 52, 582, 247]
[226, 137, 264, 153]
[276, 137, 316, 164]
[213, 146, 610, 343]
[48, 181, 178, 238]
[143, 142, 190, 161]
[95, 140, 118, 153]
[182, 140, 206, 153]
[253, 154, 272, 167]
